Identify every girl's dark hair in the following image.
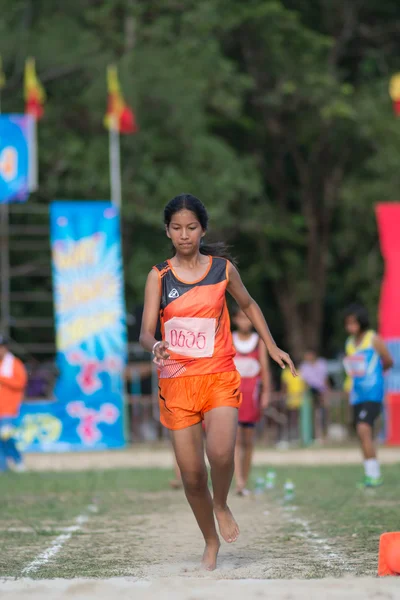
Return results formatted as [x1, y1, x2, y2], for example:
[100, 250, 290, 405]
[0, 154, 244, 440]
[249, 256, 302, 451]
[344, 303, 370, 332]
[164, 193, 236, 264]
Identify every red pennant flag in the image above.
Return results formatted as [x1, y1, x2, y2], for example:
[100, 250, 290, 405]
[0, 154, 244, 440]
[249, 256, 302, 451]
[104, 66, 138, 134]
[24, 58, 45, 120]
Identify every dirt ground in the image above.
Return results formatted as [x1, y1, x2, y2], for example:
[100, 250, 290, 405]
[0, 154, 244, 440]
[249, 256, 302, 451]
[2, 576, 399, 599]
[2, 483, 398, 598]
[22, 444, 400, 471]
[2, 446, 399, 599]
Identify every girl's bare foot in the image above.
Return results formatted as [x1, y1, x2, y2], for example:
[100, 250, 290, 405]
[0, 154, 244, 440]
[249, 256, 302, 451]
[236, 487, 250, 497]
[213, 504, 240, 543]
[169, 479, 182, 490]
[201, 538, 221, 571]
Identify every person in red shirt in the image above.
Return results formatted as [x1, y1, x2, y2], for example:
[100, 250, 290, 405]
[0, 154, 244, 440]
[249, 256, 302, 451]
[0, 335, 28, 472]
[233, 310, 270, 496]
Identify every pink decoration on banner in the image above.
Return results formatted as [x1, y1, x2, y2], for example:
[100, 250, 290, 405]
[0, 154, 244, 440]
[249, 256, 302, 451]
[67, 350, 122, 395]
[66, 401, 119, 445]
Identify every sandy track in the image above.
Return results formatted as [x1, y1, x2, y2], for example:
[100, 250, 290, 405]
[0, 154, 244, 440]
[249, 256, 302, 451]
[1, 577, 399, 599]
[4, 449, 399, 598]
[23, 445, 400, 472]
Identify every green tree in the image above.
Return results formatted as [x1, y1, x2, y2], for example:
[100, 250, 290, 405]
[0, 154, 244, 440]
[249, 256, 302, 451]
[2, 0, 400, 359]
[216, 0, 400, 358]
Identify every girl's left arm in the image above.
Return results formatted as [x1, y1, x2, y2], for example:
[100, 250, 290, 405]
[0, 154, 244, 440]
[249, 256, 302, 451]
[227, 262, 297, 376]
[373, 335, 394, 371]
[259, 339, 271, 408]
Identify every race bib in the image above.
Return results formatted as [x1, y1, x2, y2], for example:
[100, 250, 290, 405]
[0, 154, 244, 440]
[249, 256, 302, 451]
[343, 355, 367, 378]
[234, 356, 261, 378]
[164, 317, 216, 358]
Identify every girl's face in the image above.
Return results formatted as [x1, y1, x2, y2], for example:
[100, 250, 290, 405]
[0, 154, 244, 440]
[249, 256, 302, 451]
[166, 209, 205, 256]
[234, 310, 253, 334]
[345, 315, 361, 336]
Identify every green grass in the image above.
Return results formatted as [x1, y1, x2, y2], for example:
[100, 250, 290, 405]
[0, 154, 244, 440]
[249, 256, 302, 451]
[0, 469, 174, 578]
[0, 463, 399, 579]
[252, 463, 400, 574]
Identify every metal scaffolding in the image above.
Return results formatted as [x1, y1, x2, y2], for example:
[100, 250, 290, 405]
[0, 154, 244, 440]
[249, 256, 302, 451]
[0, 200, 54, 358]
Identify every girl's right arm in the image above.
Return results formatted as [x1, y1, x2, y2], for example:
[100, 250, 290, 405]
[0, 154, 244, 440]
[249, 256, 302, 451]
[139, 270, 170, 360]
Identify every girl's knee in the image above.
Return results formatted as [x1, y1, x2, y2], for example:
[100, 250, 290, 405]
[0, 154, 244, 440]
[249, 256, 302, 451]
[208, 448, 234, 469]
[182, 469, 208, 494]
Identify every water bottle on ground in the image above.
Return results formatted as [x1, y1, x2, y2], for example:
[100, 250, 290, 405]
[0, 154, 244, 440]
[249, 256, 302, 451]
[284, 479, 295, 502]
[265, 470, 276, 490]
[255, 477, 265, 495]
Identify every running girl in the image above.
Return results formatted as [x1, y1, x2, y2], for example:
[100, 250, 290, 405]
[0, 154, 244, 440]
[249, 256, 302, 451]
[343, 304, 393, 488]
[140, 194, 296, 570]
[232, 309, 270, 496]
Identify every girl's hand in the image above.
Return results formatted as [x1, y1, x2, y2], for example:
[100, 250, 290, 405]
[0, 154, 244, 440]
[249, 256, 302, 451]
[153, 341, 170, 361]
[269, 346, 297, 377]
[260, 390, 269, 409]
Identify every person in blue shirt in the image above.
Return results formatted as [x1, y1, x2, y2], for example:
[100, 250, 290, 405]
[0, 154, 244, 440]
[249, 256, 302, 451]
[343, 304, 393, 488]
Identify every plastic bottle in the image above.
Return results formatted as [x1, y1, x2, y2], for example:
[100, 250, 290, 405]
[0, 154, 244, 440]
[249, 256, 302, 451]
[265, 470, 276, 490]
[284, 479, 295, 502]
[254, 477, 265, 495]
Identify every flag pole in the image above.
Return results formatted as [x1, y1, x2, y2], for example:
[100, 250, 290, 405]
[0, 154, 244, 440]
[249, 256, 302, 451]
[109, 115, 122, 210]
[28, 116, 38, 192]
[0, 94, 10, 337]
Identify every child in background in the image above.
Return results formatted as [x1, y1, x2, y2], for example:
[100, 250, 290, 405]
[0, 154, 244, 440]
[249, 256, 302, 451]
[233, 310, 270, 496]
[343, 304, 393, 488]
[299, 350, 330, 442]
[281, 365, 306, 443]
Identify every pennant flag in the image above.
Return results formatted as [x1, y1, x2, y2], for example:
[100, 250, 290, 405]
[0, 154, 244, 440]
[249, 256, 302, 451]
[0, 57, 6, 90]
[24, 57, 45, 120]
[389, 73, 400, 117]
[104, 65, 138, 134]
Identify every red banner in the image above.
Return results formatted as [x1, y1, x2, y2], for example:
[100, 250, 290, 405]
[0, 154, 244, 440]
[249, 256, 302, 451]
[376, 202, 400, 444]
[375, 203, 400, 338]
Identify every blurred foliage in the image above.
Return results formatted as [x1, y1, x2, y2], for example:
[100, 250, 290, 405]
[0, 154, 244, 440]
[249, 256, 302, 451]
[2, 0, 400, 359]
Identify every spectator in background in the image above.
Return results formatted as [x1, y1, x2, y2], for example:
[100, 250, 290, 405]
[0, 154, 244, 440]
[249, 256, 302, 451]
[281, 363, 306, 443]
[0, 335, 28, 472]
[300, 349, 330, 443]
[343, 304, 393, 488]
[232, 309, 270, 496]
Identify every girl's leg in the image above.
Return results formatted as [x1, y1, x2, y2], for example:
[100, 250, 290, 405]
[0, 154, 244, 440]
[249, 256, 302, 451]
[171, 422, 220, 570]
[357, 422, 376, 459]
[169, 453, 183, 489]
[241, 426, 255, 489]
[234, 425, 245, 493]
[204, 406, 239, 543]
[356, 422, 381, 481]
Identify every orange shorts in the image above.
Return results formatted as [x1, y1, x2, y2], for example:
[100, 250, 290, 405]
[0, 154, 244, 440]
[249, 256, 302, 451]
[158, 370, 242, 430]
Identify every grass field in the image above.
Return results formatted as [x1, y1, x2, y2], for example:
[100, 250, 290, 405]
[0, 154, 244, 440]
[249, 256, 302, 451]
[1, 462, 399, 586]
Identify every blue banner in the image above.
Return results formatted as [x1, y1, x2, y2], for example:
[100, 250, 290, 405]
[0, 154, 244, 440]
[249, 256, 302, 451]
[17, 201, 128, 451]
[0, 114, 32, 204]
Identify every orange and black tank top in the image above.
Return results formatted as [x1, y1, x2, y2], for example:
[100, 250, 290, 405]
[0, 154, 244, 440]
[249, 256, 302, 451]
[153, 256, 236, 378]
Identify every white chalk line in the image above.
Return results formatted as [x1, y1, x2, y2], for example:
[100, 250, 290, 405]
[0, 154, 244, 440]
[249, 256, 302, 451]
[283, 506, 352, 572]
[21, 504, 98, 575]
